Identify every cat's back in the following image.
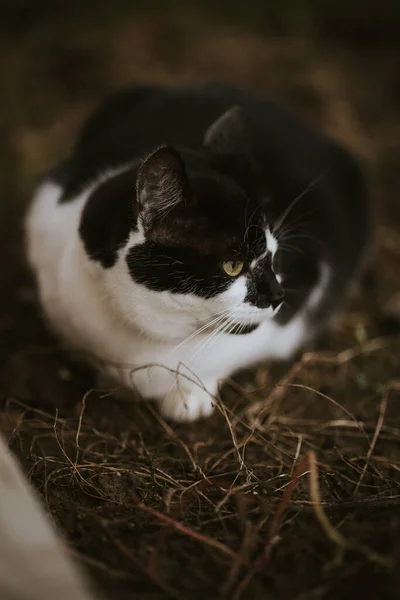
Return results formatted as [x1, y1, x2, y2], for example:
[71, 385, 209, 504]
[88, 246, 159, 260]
[54, 83, 369, 262]
[28, 82, 370, 279]
[56, 83, 333, 200]
[58, 83, 255, 198]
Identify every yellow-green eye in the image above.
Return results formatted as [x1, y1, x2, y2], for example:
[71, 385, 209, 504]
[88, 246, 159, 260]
[223, 261, 244, 277]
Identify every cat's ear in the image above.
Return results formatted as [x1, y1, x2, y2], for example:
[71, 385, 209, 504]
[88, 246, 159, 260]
[204, 106, 249, 155]
[136, 146, 189, 217]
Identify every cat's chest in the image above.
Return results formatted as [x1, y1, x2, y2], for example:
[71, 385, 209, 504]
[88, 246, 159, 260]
[167, 314, 306, 378]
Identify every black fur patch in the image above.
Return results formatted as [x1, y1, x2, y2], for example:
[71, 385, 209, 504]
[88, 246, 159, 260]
[47, 159, 72, 187]
[79, 168, 138, 268]
[230, 323, 260, 335]
[52, 83, 369, 325]
[126, 242, 233, 298]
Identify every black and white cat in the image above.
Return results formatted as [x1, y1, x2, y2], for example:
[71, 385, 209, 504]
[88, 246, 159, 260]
[25, 83, 370, 421]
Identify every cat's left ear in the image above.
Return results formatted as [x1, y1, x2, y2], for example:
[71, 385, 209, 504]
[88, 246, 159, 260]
[136, 146, 189, 219]
[204, 106, 249, 155]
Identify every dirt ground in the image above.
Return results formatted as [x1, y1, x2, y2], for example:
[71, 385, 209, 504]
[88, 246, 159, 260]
[0, 6, 400, 600]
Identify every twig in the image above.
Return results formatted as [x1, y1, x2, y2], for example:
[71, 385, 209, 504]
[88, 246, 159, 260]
[307, 451, 390, 568]
[336, 336, 399, 364]
[132, 494, 235, 559]
[68, 549, 137, 581]
[354, 390, 388, 495]
[146, 402, 200, 473]
[285, 383, 370, 443]
[100, 521, 181, 599]
[308, 451, 346, 552]
[75, 389, 91, 464]
[233, 455, 310, 600]
[221, 522, 257, 596]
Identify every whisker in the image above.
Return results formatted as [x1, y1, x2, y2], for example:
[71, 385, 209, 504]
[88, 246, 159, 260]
[163, 317, 230, 398]
[278, 243, 308, 257]
[168, 309, 233, 355]
[277, 209, 315, 240]
[273, 172, 326, 237]
[244, 223, 266, 242]
[244, 202, 264, 241]
[281, 233, 318, 245]
[281, 298, 294, 311]
[187, 316, 233, 366]
[197, 317, 238, 360]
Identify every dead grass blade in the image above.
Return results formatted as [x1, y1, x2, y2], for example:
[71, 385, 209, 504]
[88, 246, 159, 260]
[132, 493, 236, 559]
[232, 454, 310, 600]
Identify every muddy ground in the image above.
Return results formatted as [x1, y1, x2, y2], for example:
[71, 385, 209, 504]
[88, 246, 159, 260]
[0, 5, 400, 600]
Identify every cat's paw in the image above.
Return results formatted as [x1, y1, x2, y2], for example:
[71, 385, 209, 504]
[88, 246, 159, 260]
[159, 387, 216, 422]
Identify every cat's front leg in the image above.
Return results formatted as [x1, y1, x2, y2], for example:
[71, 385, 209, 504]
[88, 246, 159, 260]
[158, 379, 218, 423]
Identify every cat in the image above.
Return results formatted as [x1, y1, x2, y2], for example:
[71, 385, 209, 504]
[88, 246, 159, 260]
[25, 83, 371, 422]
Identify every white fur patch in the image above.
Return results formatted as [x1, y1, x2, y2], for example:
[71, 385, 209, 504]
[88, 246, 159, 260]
[307, 262, 330, 309]
[266, 227, 278, 256]
[251, 226, 279, 270]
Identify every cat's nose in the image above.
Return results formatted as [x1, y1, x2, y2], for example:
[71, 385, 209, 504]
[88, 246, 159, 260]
[257, 280, 284, 310]
[269, 278, 284, 309]
[257, 269, 284, 309]
[271, 287, 284, 310]
[271, 297, 284, 310]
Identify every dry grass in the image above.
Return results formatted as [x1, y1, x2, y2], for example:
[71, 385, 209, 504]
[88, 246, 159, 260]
[1, 328, 399, 599]
[0, 7, 399, 600]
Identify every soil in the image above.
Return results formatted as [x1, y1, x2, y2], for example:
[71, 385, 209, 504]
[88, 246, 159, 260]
[0, 5, 399, 600]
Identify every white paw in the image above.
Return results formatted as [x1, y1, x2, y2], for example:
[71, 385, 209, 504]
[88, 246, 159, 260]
[159, 387, 216, 422]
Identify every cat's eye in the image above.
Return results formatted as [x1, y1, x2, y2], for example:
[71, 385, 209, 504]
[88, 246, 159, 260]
[223, 261, 244, 277]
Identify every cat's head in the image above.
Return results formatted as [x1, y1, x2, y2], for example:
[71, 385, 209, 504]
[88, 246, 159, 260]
[126, 107, 284, 335]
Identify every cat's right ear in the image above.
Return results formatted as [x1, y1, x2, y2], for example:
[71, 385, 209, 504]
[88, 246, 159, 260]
[136, 146, 189, 220]
[203, 106, 250, 155]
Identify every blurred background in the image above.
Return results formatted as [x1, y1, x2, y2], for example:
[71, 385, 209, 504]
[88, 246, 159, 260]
[1, 0, 399, 202]
[1, 3, 400, 599]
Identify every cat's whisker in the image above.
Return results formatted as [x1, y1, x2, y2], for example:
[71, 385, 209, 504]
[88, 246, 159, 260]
[182, 320, 230, 371]
[183, 299, 247, 367]
[277, 209, 315, 241]
[281, 233, 318, 244]
[191, 317, 236, 365]
[169, 316, 235, 397]
[281, 298, 294, 311]
[168, 308, 233, 355]
[278, 243, 308, 257]
[244, 223, 266, 241]
[244, 203, 264, 242]
[273, 172, 326, 237]
[234, 322, 246, 336]
[186, 313, 238, 367]
[194, 307, 263, 365]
